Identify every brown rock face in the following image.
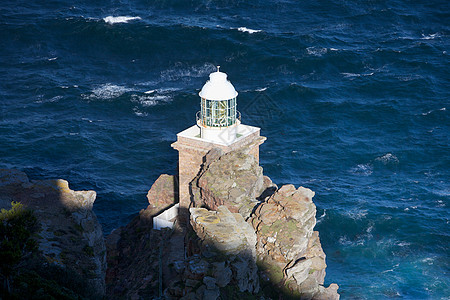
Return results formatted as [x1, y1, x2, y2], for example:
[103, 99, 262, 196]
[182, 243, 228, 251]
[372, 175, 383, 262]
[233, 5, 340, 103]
[191, 149, 264, 220]
[188, 206, 260, 296]
[252, 184, 339, 299]
[139, 174, 178, 221]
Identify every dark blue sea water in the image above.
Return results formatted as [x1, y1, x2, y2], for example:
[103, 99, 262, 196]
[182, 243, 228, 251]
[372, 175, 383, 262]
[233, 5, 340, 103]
[1, 0, 449, 298]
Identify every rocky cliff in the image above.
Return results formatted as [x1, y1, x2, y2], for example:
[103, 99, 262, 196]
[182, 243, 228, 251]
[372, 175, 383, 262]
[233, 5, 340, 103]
[0, 169, 106, 298]
[1, 146, 339, 299]
[187, 149, 339, 299]
[106, 148, 339, 299]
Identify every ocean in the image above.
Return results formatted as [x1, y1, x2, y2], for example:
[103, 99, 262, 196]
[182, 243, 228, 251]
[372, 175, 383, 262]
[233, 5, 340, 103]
[1, 0, 449, 298]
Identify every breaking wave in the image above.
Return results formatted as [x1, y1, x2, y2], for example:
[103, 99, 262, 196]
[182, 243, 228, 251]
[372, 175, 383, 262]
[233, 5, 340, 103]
[103, 16, 141, 24]
[236, 27, 262, 34]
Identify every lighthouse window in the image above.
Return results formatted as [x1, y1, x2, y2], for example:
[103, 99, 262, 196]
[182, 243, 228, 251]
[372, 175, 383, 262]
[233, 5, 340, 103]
[201, 98, 236, 127]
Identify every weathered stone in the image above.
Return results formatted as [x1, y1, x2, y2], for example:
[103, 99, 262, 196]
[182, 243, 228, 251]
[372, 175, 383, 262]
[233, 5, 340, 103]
[286, 259, 313, 286]
[231, 255, 260, 293]
[185, 278, 200, 288]
[212, 262, 232, 287]
[251, 181, 338, 298]
[0, 169, 106, 297]
[203, 276, 217, 290]
[191, 150, 264, 219]
[203, 288, 220, 300]
[190, 205, 260, 293]
[140, 174, 178, 221]
[314, 283, 340, 300]
[0, 168, 29, 187]
[190, 206, 257, 258]
[188, 257, 209, 277]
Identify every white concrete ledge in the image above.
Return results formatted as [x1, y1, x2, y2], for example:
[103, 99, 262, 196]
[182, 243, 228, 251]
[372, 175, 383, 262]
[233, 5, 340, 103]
[153, 203, 179, 230]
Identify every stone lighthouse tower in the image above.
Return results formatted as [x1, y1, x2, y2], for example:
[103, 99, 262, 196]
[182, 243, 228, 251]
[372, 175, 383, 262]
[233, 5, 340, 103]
[171, 67, 265, 213]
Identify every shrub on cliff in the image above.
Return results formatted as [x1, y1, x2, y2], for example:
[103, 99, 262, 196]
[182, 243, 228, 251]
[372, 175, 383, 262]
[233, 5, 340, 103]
[0, 201, 39, 295]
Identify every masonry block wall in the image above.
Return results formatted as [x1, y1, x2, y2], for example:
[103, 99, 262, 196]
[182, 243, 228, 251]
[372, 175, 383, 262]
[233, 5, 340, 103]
[171, 131, 265, 211]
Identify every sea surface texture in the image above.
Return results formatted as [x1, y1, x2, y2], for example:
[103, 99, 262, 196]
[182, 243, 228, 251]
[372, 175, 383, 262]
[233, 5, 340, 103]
[1, 0, 449, 298]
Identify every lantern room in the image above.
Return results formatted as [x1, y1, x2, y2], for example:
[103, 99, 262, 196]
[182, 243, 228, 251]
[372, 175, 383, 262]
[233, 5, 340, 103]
[197, 67, 241, 144]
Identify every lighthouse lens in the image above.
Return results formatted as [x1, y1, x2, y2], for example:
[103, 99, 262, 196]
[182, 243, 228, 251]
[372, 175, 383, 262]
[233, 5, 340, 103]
[201, 98, 236, 128]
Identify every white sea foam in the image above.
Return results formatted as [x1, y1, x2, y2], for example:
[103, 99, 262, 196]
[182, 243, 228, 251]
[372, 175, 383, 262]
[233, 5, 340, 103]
[131, 94, 172, 107]
[375, 153, 399, 165]
[342, 72, 374, 78]
[422, 257, 435, 264]
[382, 263, 400, 274]
[345, 209, 368, 220]
[422, 107, 446, 115]
[83, 83, 131, 100]
[103, 16, 141, 24]
[256, 87, 267, 92]
[338, 236, 353, 246]
[342, 72, 360, 78]
[404, 206, 418, 211]
[316, 209, 326, 224]
[350, 163, 373, 176]
[306, 47, 328, 56]
[82, 118, 93, 123]
[133, 107, 148, 117]
[35, 95, 63, 104]
[421, 33, 440, 40]
[396, 241, 411, 247]
[236, 27, 262, 34]
[48, 57, 57, 61]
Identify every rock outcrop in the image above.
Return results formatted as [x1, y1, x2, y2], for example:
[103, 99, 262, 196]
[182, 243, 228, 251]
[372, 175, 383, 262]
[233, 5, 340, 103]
[139, 174, 178, 220]
[1, 144, 339, 299]
[191, 149, 264, 220]
[186, 149, 339, 299]
[105, 147, 339, 299]
[0, 169, 106, 298]
[189, 206, 260, 294]
[251, 184, 338, 299]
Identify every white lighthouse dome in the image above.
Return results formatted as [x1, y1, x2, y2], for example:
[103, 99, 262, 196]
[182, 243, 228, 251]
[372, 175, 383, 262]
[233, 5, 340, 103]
[199, 68, 238, 100]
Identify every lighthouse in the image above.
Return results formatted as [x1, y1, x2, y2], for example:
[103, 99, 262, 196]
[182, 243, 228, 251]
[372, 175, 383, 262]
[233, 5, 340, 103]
[197, 66, 239, 144]
[171, 67, 266, 215]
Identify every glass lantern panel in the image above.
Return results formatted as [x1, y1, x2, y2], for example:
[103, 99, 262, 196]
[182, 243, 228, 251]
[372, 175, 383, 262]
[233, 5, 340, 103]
[201, 98, 236, 127]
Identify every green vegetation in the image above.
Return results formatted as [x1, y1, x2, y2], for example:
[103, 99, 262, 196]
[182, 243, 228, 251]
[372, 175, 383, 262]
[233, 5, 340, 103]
[0, 202, 95, 299]
[0, 201, 39, 295]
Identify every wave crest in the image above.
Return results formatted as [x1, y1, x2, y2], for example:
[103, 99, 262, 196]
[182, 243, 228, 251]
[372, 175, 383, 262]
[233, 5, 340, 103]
[236, 27, 262, 34]
[103, 16, 141, 24]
